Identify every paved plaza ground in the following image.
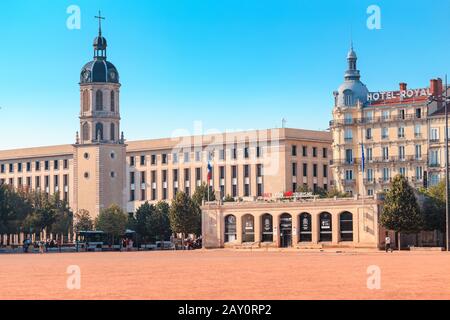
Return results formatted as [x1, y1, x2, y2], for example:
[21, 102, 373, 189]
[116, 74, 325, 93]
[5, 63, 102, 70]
[0, 249, 449, 300]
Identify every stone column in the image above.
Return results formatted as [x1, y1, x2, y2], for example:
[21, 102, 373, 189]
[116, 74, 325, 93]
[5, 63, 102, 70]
[332, 212, 339, 244]
[312, 213, 319, 244]
[292, 214, 298, 246]
[254, 214, 261, 244]
[236, 214, 242, 244]
[274, 214, 280, 247]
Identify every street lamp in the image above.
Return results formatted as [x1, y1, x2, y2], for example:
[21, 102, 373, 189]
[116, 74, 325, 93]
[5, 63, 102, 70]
[426, 75, 450, 251]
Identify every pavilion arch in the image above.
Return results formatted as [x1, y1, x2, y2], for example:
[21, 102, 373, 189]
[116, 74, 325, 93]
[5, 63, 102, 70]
[298, 212, 312, 242]
[260, 213, 273, 242]
[339, 211, 353, 242]
[242, 214, 255, 242]
[279, 213, 292, 248]
[319, 212, 332, 242]
[224, 214, 237, 243]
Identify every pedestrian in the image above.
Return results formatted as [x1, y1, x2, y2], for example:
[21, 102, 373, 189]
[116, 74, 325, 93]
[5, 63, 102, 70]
[39, 241, 45, 254]
[385, 234, 392, 253]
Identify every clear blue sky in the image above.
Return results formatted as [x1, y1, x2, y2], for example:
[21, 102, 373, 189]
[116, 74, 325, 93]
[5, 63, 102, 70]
[1, 0, 450, 149]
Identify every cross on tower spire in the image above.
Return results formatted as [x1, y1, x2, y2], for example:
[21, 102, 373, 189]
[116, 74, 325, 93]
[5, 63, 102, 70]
[95, 11, 105, 36]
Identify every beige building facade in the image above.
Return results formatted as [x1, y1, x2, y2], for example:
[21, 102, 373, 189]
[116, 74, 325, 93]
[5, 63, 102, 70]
[0, 26, 332, 219]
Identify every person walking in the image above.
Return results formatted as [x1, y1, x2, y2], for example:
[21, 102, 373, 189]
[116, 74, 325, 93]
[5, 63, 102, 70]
[385, 234, 393, 253]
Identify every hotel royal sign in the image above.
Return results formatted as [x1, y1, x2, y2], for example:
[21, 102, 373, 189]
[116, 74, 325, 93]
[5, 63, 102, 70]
[367, 87, 431, 102]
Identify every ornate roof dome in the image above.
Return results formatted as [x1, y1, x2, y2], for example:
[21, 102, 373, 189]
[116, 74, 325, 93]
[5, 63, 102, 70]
[80, 11, 119, 84]
[80, 60, 119, 84]
[335, 45, 369, 107]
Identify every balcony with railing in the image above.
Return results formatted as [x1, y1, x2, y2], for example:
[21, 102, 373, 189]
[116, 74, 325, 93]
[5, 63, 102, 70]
[329, 113, 427, 128]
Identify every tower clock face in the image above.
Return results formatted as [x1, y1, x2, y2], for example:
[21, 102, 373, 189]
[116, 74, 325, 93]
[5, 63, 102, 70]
[109, 71, 116, 81]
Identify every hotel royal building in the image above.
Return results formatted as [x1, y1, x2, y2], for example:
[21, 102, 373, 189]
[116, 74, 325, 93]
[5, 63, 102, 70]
[0, 24, 332, 220]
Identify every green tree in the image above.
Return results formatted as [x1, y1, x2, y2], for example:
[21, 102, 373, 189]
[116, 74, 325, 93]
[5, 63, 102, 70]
[73, 209, 94, 233]
[223, 194, 235, 202]
[380, 174, 424, 249]
[419, 181, 446, 232]
[326, 187, 351, 199]
[150, 201, 171, 244]
[0, 185, 33, 234]
[295, 184, 312, 193]
[95, 204, 128, 245]
[169, 191, 198, 242]
[23, 190, 57, 234]
[192, 183, 216, 205]
[134, 201, 155, 242]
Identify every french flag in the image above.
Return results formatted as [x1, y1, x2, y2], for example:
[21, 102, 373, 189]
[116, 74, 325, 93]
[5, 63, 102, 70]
[207, 162, 212, 183]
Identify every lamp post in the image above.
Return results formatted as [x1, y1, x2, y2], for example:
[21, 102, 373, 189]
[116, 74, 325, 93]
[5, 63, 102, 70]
[427, 75, 449, 251]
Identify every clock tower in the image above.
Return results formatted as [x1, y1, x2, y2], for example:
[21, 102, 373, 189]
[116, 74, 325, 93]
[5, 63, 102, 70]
[73, 12, 127, 218]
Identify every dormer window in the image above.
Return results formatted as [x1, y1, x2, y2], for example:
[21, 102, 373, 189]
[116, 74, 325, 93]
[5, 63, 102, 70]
[344, 90, 353, 106]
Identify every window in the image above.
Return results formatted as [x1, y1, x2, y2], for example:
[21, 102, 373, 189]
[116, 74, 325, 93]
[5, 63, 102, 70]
[110, 91, 115, 112]
[366, 148, 373, 162]
[219, 166, 225, 179]
[366, 128, 372, 139]
[95, 90, 103, 110]
[35, 161, 40, 171]
[313, 164, 318, 177]
[319, 212, 332, 242]
[381, 127, 388, 139]
[231, 148, 237, 160]
[416, 166, 423, 180]
[312, 147, 317, 157]
[130, 172, 135, 185]
[195, 151, 202, 162]
[323, 165, 328, 178]
[430, 173, 440, 186]
[398, 146, 405, 161]
[151, 154, 156, 165]
[398, 127, 405, 138]
[140, 155, 146, 166]
[365, 111, 374, 122]
[382, 147, 389, 161]
[242, 215, 255, 242]
[399, 167, 406, 176]
[54, 160, 59, 170]
[256, 146, 261, 158]
[345, 149, 353, 164]
[261, 214, 273, 242]
[172, 153, 178, 164]
[303, 163, 308, 177]
[383, 168, 390, 181]
[82, 122, 90, 141]
[130, 156, 135, 166]
[232, 166, 237, 179]
[415, 145, 422, 160]
[367, 168, 373, 182]
[344, 129, 353, 140]
[63, 159, 68, 169]
[344, 92, 353, 106]
[292, 163, 297, 176]
[399, 109, 405, 120]
[292, 145, 297, 156]
[244, 147, 249, 159]
[219, 149, 225, 161]
[0, 164, 4, 173]
[17, 163, 22, 172]
[83, 90, 90, 112]
[430, 149, 439, 166]
[44, 161, 49, 171]
[184, 152, 190, 163]
[8, 163, 13, 173]
[382, 110, 390, 120]
[196, 168, 202, 182]
[323, 148, 327, 158]
[344, 113, 352, 124]
[257, 164, 262, 177]
[302, 146, 307, 157]
[224, 215, 237, 242]
[340, 212, 353, 242]
[416, 108, 422, 118]
[244, 165, 250, 178]
[110, 123, 115, 141]
[299, 213, 312, 242]
[173, 169, 178, 182]
[430, 128, 439, 141]
[415, 125, 421, 138]
[162, 154, 167, 164]
[345, 170, 353, 181]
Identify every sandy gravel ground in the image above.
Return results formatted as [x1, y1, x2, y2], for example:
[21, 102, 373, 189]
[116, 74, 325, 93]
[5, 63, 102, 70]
[0, 249, 449, 300]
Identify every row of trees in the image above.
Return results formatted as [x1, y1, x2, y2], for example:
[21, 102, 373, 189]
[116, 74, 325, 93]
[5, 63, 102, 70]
[295, 185, 350, 198]
[0, 185, 72, 235]
[381, 175, 446, 248]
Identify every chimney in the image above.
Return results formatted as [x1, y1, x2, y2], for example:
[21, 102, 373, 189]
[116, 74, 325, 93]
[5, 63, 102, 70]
[430, 78, 443, 98]
[399, 82, 407, 91]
